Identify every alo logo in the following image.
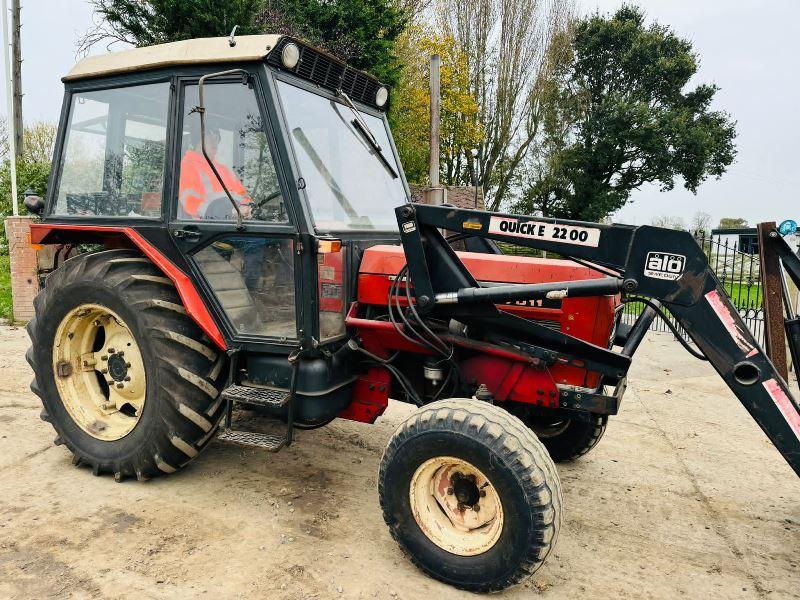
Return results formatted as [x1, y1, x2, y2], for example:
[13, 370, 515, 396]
[644, 251, 686, 281]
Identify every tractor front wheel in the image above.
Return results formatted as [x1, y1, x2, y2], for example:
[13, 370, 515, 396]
[378, 398, 562, 592]
[510, 405, 608, 462]
[27, 249, 227, 481]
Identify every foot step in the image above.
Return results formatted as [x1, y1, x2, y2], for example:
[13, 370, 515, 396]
[221, 384, 290, 408]
[217, 428, 286, 452]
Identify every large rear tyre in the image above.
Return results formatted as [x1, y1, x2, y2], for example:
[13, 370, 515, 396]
[510, 405, 608, 462]
[378, 398, 562, 592]
[27, 249, 227, 481]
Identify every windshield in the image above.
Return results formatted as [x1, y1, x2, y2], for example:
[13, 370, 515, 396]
[277, 80, 407, 231]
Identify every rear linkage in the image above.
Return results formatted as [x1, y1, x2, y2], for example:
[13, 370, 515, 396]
[396, 203, 800, 477]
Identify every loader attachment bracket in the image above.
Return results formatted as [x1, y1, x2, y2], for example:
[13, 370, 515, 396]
[396, 204, 800, 476]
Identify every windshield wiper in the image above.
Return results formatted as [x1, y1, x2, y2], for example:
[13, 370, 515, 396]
[336, 89, 399, 179]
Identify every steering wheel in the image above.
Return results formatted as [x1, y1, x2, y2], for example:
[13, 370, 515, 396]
[254, 189, 286, 221]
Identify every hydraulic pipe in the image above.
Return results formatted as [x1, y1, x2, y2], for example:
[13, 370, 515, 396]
[434, 278, 622, 306]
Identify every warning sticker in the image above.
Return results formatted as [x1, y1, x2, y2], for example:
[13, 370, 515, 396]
[488, 217, 600, 247]
[763, 379, 800, 442]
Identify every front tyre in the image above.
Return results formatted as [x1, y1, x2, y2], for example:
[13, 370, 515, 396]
[378, 399, 562, 592]
[27, 249, 227, 481]
[509, 405, 608, 462]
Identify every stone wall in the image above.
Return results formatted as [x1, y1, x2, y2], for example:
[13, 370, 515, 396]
[408, 184, 485, 210]
[4, 216, 38, 322]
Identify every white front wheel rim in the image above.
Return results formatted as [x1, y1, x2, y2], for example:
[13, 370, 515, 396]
[409, 456, 504, 556]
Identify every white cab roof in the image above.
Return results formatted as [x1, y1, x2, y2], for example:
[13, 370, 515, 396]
[63, 34, 282, 82]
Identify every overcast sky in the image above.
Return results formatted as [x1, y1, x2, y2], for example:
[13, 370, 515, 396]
[1, 0, 798, 228]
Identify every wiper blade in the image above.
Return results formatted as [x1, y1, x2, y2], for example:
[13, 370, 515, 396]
[336, 89, 399, 179]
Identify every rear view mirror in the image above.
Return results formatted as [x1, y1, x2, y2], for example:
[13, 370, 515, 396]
[23, 188, 44, 215]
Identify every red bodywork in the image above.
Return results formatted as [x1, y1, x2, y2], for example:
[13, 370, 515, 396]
[29, 224, 227, 350]
[344, 245, 620, 423]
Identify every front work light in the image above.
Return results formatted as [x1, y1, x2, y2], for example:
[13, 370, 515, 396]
[375, 86, 389, 107]
[282, 43, 300, 69]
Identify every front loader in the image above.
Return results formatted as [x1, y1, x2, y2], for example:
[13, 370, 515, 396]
[24, 34, 800, 592]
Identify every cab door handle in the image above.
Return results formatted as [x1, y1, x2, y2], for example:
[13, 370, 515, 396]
[173, 228, 201, 241]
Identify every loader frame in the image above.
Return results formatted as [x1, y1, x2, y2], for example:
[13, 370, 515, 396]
[395, 203, 800, 476]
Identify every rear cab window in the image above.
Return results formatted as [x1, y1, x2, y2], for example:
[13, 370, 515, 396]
[51, 81, 170, 218]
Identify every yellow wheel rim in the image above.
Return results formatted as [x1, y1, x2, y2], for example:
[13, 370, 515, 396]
[409, 456, 504, 556]
[52, 304, 146, 441]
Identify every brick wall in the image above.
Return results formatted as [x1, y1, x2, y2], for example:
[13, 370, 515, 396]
[4, 216, 38, 322]
[408, 184, 485, 210]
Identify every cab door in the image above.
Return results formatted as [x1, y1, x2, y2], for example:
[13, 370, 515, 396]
[168, 72, 303, 349]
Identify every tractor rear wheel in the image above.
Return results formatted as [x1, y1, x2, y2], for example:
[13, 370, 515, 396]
[379, 398, 562, 592]
[27, 249, 227, 481]
[510, 405, 608, 462]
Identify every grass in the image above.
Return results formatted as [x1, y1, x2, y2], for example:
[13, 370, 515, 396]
[0, 254, 12, 322]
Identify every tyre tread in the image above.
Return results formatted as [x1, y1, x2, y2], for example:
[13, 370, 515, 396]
[379, 398, 563, 592]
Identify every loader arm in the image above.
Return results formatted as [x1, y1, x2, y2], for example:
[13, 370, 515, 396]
[396, 204, 800, 476]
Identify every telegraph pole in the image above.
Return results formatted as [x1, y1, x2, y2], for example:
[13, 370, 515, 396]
[10, 0, 21, 160]
[2, 0, 19, 214]
[422, 53, 446, 205]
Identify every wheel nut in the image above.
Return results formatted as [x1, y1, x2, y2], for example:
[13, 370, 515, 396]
[116, 383, 124, 389]
[473, 504, 480, 512]
[101, 368, 108, 374]
[118, 351, 124, 357]
[446, 487, 454, 495]
[466, 474, 476, 483]
[125, 363, 131, 368]
[479, 490, 486, 497]
[124, 376, 131, 382]
[101, 355, 108, 361]
[108, 348, 115, 353]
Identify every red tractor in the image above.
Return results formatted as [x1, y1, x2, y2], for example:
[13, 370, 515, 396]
[24, 35, 800, 592]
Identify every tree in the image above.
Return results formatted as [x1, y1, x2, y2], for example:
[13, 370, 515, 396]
[718, 217, 748, 229]
[690, 211, 712, 234]
[517, 6, 737, 221]
[1, 122, 58, 248]
[436, 0, 573, 210]
[650, 215, 686, 230]
[0, 117, 8, 163]
[391, 29, 483, 184]
[81, 1, 409, 88]
[255, 0, 408, 86]
[79, 0, 263, 53]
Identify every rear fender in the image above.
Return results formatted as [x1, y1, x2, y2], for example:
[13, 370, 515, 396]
[29, 223, 227, 351]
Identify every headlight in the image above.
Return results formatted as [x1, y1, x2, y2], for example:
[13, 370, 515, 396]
[375, 86, 389, 107]
[281, 43, 300, 69]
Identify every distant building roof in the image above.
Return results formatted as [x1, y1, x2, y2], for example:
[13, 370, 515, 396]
[64, 35, 283, 82]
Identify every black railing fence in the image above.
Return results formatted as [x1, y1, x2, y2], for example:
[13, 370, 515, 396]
[498, 233, 766, 347]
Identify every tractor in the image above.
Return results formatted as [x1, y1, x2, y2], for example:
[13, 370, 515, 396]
[23, 34, 800, 592]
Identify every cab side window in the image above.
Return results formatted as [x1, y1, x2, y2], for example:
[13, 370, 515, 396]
[178, 81, 287, 222]
[53, 82, 169, 217]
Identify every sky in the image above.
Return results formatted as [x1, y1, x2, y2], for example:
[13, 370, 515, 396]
[1, 0, 798, 228]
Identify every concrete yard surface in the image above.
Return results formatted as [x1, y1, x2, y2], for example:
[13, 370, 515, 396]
[0, 325, 798, 599]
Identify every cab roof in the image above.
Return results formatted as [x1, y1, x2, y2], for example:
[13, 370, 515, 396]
[63, 34, 283, 82]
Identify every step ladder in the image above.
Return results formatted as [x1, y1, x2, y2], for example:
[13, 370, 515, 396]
[217, 348, 301, 452]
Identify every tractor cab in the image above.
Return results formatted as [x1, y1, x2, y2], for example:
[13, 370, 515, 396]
[35, 35, 412, 424]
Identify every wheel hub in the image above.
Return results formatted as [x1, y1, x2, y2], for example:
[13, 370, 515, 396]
[409, 457, 504, 556]
[106, 353, 129, 382]
[53, 304, 146, 441]
[451, 472, 481, 507]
